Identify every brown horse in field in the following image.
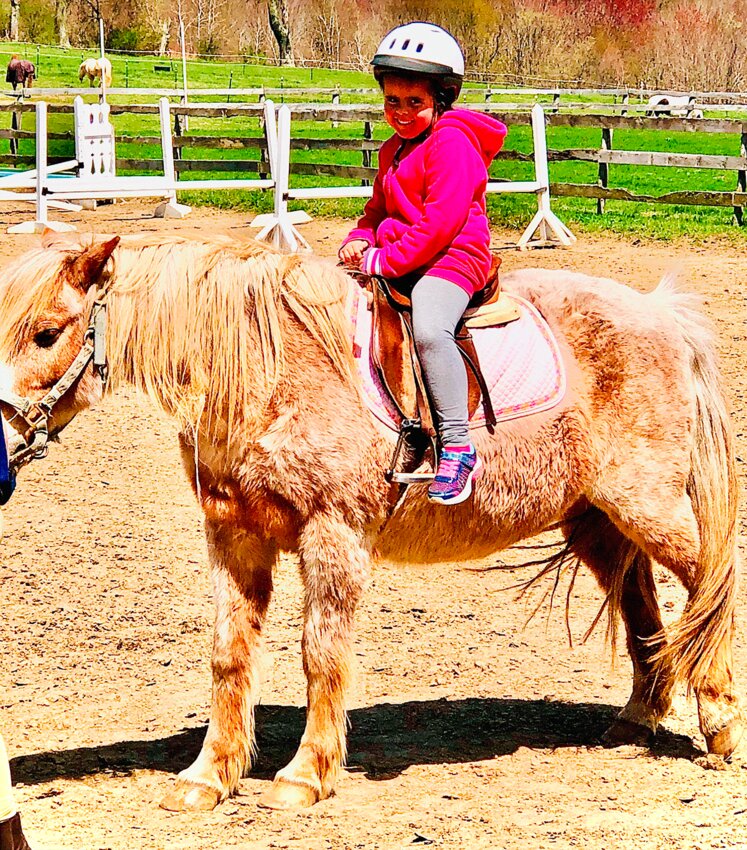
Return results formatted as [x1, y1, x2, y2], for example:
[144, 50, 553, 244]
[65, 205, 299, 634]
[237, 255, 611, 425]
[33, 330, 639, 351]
[0, 231, 740, 811]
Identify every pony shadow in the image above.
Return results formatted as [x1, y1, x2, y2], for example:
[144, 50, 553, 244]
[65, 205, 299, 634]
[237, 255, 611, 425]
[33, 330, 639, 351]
[10, 697, 699, 787]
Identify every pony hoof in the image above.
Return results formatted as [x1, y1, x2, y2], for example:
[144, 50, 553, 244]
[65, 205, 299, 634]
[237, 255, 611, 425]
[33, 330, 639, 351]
[601, 718, 655, 748]
[706, 719, 744, 758]
[160, 780, 222, 812]
[258, 779, 320, 810]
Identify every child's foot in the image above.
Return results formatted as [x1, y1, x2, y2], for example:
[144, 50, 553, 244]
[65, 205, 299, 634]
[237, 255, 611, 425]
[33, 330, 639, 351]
[428, 444, 483, 505]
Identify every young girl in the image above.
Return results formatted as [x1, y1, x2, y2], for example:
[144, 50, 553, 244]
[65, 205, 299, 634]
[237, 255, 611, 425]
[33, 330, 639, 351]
[339, 22, 507, 506]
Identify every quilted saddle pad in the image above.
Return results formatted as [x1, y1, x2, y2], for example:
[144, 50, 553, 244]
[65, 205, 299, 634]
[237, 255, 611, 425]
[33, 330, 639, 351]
[349, 285, 566, 432]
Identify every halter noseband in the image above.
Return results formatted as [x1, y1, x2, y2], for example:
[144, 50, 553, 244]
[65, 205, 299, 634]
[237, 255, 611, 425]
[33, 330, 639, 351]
[0, 290, 109, 475]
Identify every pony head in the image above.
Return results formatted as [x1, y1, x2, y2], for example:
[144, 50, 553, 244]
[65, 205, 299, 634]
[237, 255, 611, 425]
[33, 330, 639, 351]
[0, 231, 119, 453]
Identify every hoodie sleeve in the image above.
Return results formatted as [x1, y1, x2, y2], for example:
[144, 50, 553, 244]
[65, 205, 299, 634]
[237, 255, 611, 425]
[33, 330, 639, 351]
[361, 127, 488, 279]
[341, 166, 387, 249]
[341, 135, 400, 249]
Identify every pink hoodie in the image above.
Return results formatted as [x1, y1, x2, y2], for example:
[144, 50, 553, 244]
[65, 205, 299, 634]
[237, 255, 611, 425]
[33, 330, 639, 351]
[343, 109, 507, 295]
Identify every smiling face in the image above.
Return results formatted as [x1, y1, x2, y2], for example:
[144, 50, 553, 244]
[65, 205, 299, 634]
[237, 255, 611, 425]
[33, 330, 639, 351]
[382, 74, 436, 139]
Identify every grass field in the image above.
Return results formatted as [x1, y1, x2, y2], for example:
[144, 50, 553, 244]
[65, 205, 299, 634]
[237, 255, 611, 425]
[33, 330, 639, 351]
[1, 41, 746, 241]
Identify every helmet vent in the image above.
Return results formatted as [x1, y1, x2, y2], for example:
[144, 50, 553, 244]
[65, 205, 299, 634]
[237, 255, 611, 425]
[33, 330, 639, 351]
[402, 39, 410, 49]
[416, 43, 423, 52]
[389, 38, 396, 48]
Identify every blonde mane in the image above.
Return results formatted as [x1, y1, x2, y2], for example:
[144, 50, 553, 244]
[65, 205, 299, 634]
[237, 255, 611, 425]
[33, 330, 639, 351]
[109, 234, 356, 430]
[0, 233, 357, 435]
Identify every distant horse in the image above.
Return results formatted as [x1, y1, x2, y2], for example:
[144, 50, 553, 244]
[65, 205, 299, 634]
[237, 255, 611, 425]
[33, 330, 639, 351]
[0, 232, 740, 812]
[78, 57, 112, 88]
[645, 94, 703, 119]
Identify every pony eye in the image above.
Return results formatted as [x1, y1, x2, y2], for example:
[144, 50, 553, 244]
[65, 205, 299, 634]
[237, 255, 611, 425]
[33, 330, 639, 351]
[34, 328, 62, 348]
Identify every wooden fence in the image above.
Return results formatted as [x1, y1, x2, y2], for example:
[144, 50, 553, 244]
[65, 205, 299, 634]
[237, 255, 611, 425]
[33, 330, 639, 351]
[2, 100, 747, 222]
[7, 85, 747, 110]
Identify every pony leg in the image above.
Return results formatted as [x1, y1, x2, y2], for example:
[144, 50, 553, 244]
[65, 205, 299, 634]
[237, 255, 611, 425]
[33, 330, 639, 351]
[567, 508, 673, 744]
[599, 492, 742, 757]
[160, 521, 276, 812]
[259, 513, 369, 810]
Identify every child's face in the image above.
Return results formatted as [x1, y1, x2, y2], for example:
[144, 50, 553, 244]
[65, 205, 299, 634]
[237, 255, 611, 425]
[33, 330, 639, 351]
[382, 76, 435, 139]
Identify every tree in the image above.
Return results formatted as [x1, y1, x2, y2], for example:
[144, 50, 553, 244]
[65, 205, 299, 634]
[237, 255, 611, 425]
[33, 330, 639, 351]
[8, 0, 19, 40]
[267, 0, 292, 64]
[55, 0, 71, 46]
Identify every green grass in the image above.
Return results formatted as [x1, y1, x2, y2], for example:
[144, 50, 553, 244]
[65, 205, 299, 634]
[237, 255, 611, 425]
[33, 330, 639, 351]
[1, 42, 746, 240]
[0, 41, 373, 94]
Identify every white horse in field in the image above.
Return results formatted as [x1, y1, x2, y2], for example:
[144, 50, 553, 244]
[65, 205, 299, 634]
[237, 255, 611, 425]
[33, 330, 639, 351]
[645, 94, 703, 119]
[78, 57, 112, 88]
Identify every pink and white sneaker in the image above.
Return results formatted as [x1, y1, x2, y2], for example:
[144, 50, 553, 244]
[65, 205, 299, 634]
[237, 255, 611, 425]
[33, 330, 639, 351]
[427, 444, 483, 505]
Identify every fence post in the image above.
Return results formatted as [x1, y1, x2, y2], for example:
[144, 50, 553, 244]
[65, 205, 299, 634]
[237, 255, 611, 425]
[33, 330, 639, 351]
[485, 86, 492, 103]
[735, 130, 747, 225]
[551, 91, 560, 114]
[173, 105, 183, 172]
[597, 126, 612, 215]
[262, 99, 277, 184]
[621, 91, 629, 117]
[259, 98, 271, 180]
[332, 85, 340, 129]
[10, 98, 21, 158]
[362, 119, 372, 187]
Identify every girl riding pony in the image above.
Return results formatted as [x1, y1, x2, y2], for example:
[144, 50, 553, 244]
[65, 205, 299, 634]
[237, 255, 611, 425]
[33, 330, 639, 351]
[340, 22, 506, 505]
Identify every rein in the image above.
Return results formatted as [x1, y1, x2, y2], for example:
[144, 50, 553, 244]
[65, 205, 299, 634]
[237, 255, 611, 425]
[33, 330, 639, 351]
[0, 290, 109, 474]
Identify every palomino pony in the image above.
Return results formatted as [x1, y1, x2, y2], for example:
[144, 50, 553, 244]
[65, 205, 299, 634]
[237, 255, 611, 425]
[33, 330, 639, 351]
[78, 57, 112, 88]
[0, 232, 740, 811]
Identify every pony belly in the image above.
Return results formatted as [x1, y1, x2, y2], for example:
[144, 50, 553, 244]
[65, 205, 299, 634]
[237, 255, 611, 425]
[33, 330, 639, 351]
[374, 492, 547, 564]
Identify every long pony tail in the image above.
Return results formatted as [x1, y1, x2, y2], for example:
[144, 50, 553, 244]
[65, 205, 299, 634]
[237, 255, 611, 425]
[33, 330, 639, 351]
[650, 276, 739, 690]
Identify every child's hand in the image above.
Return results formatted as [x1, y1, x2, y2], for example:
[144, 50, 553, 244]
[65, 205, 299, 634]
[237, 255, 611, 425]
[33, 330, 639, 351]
[338, 239, 369, 266]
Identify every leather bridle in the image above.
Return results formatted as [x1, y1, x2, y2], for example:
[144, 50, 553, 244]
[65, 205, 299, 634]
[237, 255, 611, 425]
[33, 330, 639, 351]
[0, 290, 109, 474]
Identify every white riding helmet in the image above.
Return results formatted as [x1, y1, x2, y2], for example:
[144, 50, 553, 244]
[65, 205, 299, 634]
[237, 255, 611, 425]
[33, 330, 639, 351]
[371, 22, 464, 100]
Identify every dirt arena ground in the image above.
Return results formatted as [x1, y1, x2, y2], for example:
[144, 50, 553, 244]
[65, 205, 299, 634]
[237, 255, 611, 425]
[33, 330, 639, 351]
[1, 201, 747, 849]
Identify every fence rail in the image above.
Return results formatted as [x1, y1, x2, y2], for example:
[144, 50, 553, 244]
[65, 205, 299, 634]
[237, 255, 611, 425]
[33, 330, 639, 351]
[0, 99, 745, 221]
[6, 85, 747, 107]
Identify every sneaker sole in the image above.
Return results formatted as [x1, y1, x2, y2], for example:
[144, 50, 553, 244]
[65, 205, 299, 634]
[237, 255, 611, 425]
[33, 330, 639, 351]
[428, 456, 484, 506]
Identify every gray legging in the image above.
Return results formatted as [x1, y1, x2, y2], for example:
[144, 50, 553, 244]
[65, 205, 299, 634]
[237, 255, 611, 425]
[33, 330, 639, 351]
[411, 275, 471, 447]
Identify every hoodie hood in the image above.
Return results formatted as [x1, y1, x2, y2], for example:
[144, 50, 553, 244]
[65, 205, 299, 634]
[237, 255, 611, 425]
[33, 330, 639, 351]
[435, 108, 507, 166]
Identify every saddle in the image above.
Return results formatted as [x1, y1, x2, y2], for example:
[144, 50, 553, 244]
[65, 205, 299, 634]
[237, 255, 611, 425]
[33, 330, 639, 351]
[352, 254, 521, 483]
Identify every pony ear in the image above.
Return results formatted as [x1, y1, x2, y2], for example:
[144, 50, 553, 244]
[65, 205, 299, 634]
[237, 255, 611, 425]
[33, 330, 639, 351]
[41, 227, 80, 249]
[70, 236, 121, 290]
